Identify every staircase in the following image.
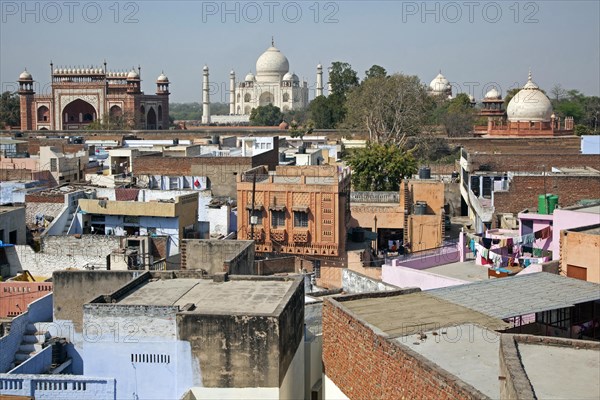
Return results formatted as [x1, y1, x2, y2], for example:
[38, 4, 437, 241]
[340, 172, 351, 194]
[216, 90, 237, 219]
[403, 180, 411, 245]
[62, 210, 75, 235]
[11, 322, 50, 369]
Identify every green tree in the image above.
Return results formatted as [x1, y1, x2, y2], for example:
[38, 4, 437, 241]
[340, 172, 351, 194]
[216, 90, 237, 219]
[86, 111, 137, 130]
[365, 65, 387, 80]
[345, 142, 417, 191]
[441, 93, 476, 137]
[307, 95, 334, 129]
[0, 91, 20, 128]
[329, 61, 359, 97]
[249, 104, 283, 126]
[345, 74, 428, 146]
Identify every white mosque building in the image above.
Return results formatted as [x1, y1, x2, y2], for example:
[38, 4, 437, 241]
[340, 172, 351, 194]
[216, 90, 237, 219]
[428, 71, 452, 98]
[203, 41, 318, 124]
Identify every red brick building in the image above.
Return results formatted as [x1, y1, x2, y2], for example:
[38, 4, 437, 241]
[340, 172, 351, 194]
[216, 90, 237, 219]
[18, 64, 170, 131]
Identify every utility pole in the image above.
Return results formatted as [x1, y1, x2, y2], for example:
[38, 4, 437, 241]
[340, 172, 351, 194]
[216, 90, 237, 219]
[250, 171, 257, 240]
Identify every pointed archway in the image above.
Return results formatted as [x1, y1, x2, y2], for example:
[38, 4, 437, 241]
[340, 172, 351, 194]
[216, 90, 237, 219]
[147, 108, 157, 130]
[62, 99, 96, 130]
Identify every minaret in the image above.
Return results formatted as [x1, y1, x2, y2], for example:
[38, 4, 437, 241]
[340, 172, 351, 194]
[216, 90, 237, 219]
[327, 67, 333, 95]
[18, 69, 35, 131]
[316, 64, 323, 97]
[229, 70, 236, 115]
[202, 65, 211, 124]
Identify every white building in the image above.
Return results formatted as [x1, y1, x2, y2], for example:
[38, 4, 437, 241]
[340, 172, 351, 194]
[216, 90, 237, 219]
[205, 41, 317, 124]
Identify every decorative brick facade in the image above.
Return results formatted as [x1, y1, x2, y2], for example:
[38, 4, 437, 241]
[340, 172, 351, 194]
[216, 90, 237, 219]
[17, 64, 169, 131]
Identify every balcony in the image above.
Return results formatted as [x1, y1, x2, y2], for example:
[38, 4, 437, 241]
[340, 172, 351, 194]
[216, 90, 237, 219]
[247, 228, 265, 242]
[270, 229, 287, 242]
[350, 191, 399, 204]
[292, 230, 310, 243]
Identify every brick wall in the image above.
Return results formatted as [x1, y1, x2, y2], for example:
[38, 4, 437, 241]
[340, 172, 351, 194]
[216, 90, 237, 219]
[494, 175, 600, 216]
[468, 153, 600, 173]
[25, 193, 64, 203]
[317, 266, 343, 289]
[134, 156, 194, 176]
[322, 298, 486, 400]
[450, 136, 581, 154]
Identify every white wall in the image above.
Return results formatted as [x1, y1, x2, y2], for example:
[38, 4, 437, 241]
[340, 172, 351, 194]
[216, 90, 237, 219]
[279, 335, 305, 400]
[82, 305, 201, 400]
[323, 375, 349, 400]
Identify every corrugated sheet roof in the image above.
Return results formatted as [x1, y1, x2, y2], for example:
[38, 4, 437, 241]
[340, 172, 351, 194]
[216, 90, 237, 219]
[427, 272, 600, 319]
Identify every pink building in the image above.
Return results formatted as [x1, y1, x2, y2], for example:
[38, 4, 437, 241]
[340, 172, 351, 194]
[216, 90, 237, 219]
[0, 281, 53, 317]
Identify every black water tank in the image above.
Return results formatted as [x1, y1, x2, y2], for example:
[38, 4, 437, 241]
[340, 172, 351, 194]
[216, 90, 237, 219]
[279, 152, 287, 162]
[297, 145, 306, 154]
[211, 134, 219, 145]
[418, 167, 431, 179]
[352, 230, 365, 242]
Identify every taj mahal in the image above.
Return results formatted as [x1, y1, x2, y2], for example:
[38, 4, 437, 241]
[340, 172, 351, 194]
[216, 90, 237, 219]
[202, 40, 322, 124]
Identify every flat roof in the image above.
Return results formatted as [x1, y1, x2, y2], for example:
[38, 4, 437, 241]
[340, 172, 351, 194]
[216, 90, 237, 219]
[518, 343, 600, 399]
[340, 292, 508, 337]
[428, 272, 600, 319]
[424, 261, 489, 282]
[117, 278, 295, 314]
[398, 324, 501, 398]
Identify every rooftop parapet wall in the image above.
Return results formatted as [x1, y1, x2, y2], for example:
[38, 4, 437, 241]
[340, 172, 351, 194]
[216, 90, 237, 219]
[322, 294, 492, 400]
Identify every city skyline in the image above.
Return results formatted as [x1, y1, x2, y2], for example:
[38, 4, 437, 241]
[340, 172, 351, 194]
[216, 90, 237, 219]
[1, 0, 599, 103]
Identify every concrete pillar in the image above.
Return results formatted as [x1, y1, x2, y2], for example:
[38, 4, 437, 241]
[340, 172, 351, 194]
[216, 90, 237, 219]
[202, 65, 211, 124]
[479, 176, 483, 198]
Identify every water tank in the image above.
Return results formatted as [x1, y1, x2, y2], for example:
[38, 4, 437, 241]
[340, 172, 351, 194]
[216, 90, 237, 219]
[548, 194, 559, 214]
[279, 152, 287, 162]
[538, 194, 559, 214]
[418, 167, 431, 179]
[414, 201, 427, 215]
[211, 134, 219, 145]
[297, 145, 306, 154]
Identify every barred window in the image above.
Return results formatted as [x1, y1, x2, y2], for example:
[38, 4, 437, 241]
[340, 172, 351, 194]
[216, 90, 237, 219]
[271, 210, 285, 228]
[294, 211, 309, 228]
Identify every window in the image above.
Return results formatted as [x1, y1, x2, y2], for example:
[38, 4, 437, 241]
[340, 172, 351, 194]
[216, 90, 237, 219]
[50, 158, 57, 172]
[271, 210, 285, 228]
[294, 211, 309, 228]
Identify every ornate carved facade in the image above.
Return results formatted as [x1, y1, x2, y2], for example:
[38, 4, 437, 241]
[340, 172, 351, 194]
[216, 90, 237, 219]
[17, 64, 170, 131]
[237, 165, 351, 264]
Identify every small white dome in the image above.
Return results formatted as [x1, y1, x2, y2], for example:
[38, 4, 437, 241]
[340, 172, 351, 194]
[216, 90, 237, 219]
[203, 65, 209, 72]
[256, 46, 289, 76]
[157, 72, 169, 82]
[282, 72, 294, 81]
[485, 87, 502, 100]
[19, 70, 32, 80]
[127, 69, 139, 79]
[430, 72, 450, 94]
[245, 72, 255, 82]
[230, 70, 235, 76]
[317, 64, 323, 69]
[506, 71, 553, 122]
[468, 94, 475, 102]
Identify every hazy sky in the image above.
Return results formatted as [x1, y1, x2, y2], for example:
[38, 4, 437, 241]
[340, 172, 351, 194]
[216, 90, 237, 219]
[1, 0, 599, 102]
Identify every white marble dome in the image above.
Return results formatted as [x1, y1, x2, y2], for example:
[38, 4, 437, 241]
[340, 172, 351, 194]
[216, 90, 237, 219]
[127, 69, 139, 79]
[506, 72, 553, 122]
[157, 72, 169, 82]
[256, 46, 289, 76]
[485, 87, 501, 100]
[282, 72, 293, 81]
[245, 72, 255, 82]
[430, 72, 450, 94]
[19, 70, 32, 80]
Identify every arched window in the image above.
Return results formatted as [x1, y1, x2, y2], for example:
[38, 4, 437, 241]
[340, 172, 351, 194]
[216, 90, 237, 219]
[244, 93, 251, 102]
[282, 93, 290, 102]
[158, 105, 163, 121]
[37, 106, 50, 122]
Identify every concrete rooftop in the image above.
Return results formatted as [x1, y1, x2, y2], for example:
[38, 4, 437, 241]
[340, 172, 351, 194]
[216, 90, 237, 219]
[340, 292, 508, 337]
[399, 324, 501, 398]
[117, 278, 295, 315]
[424, 260, 489, 282]
[518, 343, 600, 399]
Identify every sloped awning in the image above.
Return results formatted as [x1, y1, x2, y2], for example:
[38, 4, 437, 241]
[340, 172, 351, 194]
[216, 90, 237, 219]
[292, 206, 309, 213]
[245, 204, 264, 211]
[268, 205, 286, 212]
